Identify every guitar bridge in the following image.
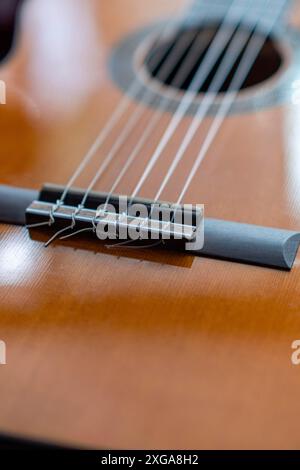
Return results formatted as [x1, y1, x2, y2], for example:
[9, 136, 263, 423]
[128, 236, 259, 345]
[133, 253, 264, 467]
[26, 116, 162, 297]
[0, 184, 298, 270]
[25, 184, 204, 250]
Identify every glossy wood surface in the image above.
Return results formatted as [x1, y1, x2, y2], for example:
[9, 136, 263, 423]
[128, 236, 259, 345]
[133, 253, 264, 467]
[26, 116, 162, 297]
[0, 0, 300, 449]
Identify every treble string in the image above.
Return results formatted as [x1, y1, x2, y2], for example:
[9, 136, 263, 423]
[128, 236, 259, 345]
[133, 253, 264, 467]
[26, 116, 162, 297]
[44, 0, 286, 249]
[59, 0, 243, 242]
[94, 0, 261, 249]
[60, 0, 245, 243]
[174, 0, 287, 207]
[107, 0, 284, 249]
[153, 4, 259, 202]
[106, 0, 254, 247]
[81, 0, 244, 212]
[154, 0, 285, 245]
[129, 0, 250, 200]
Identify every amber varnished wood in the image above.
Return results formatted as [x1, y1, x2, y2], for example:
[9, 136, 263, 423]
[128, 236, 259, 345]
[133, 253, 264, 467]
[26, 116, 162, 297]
[0, 0, 300, 450]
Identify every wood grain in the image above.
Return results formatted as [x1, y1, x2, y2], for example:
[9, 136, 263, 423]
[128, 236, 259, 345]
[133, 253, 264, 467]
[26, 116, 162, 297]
[0, 0, 300, 449]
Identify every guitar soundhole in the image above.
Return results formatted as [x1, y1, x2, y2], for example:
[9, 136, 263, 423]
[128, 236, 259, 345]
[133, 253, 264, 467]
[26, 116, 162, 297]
[144, 24, 284, 94]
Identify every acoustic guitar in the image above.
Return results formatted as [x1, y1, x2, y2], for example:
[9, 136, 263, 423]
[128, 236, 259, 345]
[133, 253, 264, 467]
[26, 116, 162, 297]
[0, 0, 300, 449]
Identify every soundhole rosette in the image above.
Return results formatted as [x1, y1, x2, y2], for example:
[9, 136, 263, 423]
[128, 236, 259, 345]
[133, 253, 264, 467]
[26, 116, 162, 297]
[109, 17, 300, 116]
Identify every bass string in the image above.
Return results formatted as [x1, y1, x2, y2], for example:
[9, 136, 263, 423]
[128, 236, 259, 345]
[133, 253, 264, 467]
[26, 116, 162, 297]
[31, 43, 182, 235]
[45, 2, 284, 246]
[58, 0, 247, 243]
[60, 0, 262, 245]
[40, 1, 196, 244]
[58, 0, 194, 204]
[57, 0, 252, 244]
[78, 0, 246, 211]
[57, 0, 247, 243]
[41, 1, 202, 245]
[79, 27, 203, 208]
[59, 27, 213, 241]
[99, 29, 214, 214]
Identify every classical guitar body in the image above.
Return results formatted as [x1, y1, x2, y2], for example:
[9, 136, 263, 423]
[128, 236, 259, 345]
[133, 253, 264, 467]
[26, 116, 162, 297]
[0, 0, 300, 449]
